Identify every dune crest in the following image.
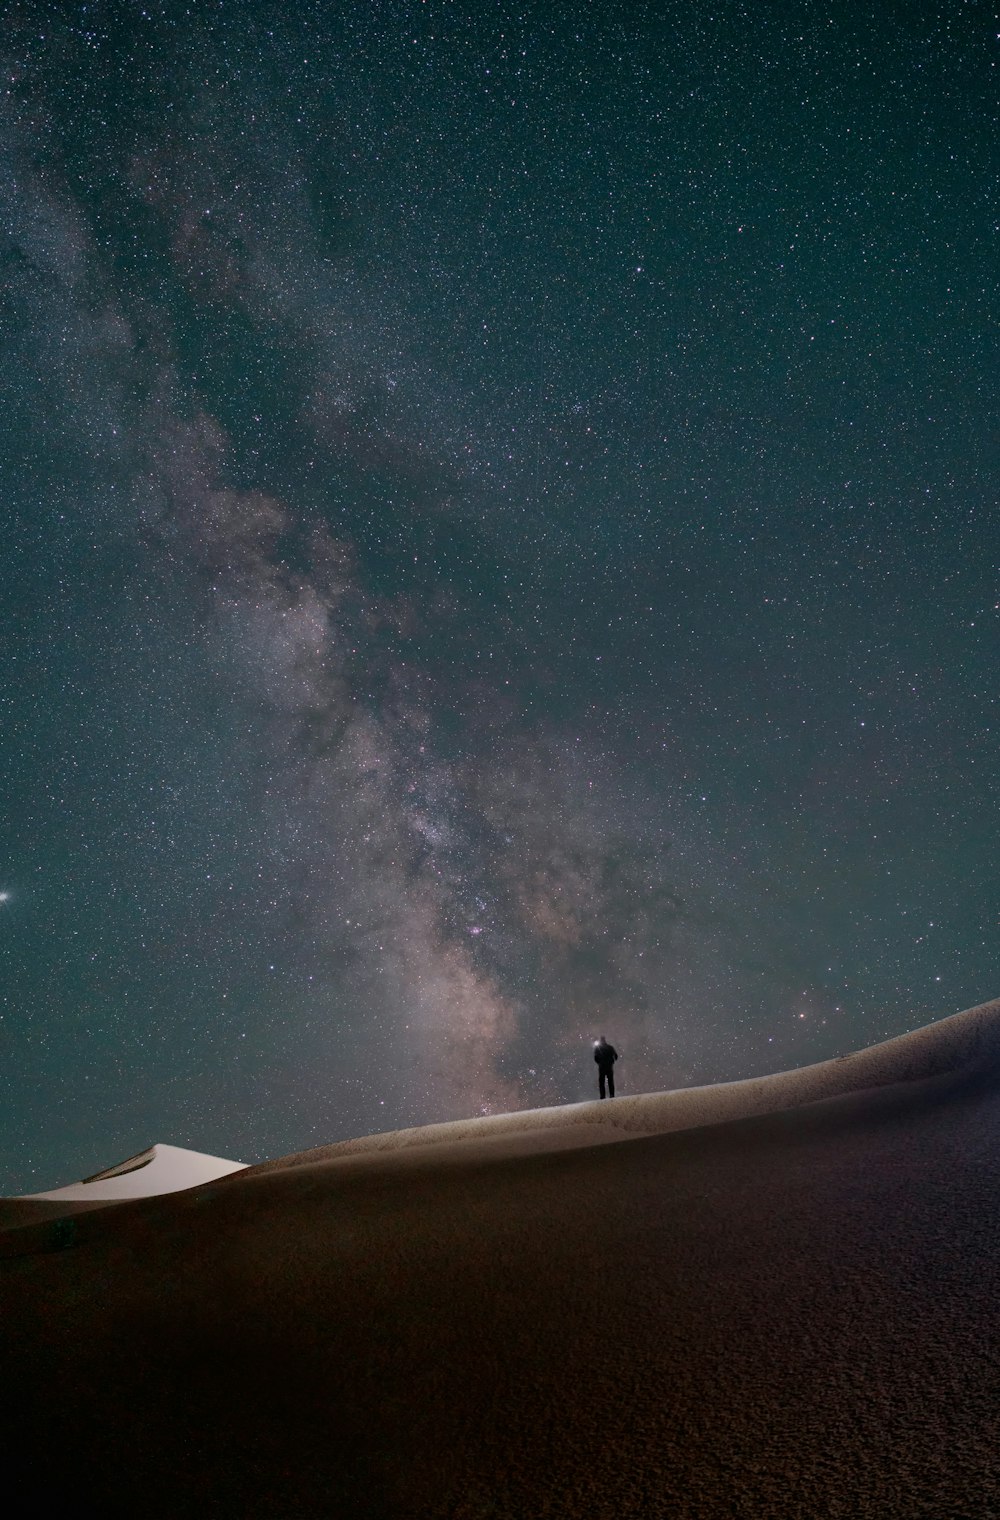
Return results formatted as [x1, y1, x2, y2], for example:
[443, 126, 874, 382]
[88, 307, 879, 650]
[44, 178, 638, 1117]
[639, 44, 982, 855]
[249, 996, 1000, 1176]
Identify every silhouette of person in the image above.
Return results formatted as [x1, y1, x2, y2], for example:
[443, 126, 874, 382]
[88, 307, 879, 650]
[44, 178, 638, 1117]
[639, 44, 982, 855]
[594, 1036, 618, 1099]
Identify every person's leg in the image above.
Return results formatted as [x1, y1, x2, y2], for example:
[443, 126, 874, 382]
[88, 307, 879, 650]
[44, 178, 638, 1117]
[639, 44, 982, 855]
[599, 1069, 607, 1099]
[608, 1069, 615, 1097]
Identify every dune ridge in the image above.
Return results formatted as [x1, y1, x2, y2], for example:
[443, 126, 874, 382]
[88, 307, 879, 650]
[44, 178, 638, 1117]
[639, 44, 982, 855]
[247, 995, 1000, 1176]
[3, 999, 996, 1229]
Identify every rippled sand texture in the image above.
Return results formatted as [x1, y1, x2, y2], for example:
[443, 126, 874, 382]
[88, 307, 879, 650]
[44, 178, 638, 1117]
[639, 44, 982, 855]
[4, 998, 1000, 1518]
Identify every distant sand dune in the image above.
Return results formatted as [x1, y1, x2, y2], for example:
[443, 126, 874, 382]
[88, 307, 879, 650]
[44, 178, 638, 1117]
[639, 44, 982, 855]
[0, 1144, 247, 1233]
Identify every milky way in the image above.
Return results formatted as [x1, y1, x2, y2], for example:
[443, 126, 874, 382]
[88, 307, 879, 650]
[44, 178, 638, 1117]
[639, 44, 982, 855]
[2, 3, 996, 1189]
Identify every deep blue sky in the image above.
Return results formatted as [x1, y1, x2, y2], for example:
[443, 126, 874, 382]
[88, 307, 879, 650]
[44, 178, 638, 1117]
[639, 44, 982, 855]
[2, 0, 996, 1191]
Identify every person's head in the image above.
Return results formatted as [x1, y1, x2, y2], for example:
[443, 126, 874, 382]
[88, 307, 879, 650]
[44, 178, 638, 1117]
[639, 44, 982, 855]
[596, 1035, 606, 1045]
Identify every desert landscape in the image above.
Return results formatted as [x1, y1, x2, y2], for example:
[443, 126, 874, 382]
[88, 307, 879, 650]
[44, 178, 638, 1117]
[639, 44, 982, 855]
[4, 998, 1000, 1518]
[5, 7, 993, 1515]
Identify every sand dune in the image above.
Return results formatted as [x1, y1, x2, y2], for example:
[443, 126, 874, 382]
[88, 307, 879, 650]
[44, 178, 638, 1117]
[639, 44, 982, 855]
[249, 994, 1000, 1175]
[0, 1144, 247, 1232]
[25, 1141, 248, 1201]
[3, 998, 1000, 1518]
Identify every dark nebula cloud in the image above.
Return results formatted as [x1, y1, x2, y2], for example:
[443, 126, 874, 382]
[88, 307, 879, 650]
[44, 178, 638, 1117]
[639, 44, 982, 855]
[1, 3, 996, 1189]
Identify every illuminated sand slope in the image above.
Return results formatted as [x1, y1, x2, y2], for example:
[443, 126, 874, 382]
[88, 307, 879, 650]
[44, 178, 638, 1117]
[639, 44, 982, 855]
[26, 1142, 248, 1200]
[3, 997, 1000, 1520]
[0, 1145, 247, 1232]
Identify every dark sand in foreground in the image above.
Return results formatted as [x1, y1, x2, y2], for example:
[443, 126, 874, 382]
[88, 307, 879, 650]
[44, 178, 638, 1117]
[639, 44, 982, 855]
[4, 1001, 1000, 1517]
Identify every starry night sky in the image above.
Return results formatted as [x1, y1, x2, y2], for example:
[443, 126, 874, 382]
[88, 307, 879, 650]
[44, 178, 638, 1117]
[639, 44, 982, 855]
[2, 1, 997, 1191]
